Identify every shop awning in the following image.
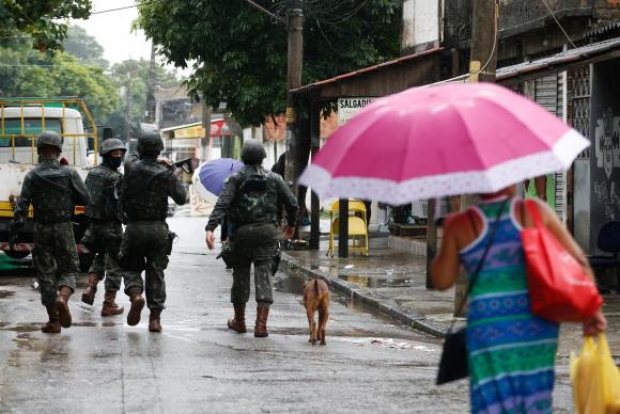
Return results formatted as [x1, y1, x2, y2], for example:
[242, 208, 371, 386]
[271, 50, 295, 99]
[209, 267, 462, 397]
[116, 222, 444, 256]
[160, 119, 232, 139]
[497, 37, 620, 85]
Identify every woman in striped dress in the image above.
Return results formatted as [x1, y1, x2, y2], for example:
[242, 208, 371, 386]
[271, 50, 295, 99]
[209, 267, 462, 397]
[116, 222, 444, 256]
[431, 185, 606, 414]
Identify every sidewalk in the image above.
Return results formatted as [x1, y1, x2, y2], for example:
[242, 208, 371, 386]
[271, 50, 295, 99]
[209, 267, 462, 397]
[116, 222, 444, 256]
[282, 224, 620, 344]
[280, 230, 460, 338]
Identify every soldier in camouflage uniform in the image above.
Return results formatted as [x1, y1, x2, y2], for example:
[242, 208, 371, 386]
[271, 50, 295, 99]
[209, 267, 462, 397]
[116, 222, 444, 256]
[206, 139, 298, 338]
[119, 131, 187, 332]
[80, 138, 127, 317]
[11, 131, 90, 334]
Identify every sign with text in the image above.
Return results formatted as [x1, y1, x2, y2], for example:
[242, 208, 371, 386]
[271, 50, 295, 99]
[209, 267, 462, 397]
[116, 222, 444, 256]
[338, 98, 375, 125]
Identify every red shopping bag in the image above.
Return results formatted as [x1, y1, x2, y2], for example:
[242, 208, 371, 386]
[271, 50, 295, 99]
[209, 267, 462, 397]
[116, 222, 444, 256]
[521, 200, 602, 323]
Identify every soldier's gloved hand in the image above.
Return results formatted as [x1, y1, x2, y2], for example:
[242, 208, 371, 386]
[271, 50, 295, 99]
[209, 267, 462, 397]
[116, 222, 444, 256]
[8, 233, 18, 250]
[9, 222, 23, 250]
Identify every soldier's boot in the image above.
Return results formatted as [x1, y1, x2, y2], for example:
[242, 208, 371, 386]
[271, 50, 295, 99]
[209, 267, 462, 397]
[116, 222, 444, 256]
[101, 290, 124, 317]
[227, 305, 247, 333]
[254, 306, 269, 338]
[55, 286, 73, 328]
[81, 272, 99, 305]
[126, 287, 145, 326]
[148, 309, 162, 333]
[41, 304, 61, 334]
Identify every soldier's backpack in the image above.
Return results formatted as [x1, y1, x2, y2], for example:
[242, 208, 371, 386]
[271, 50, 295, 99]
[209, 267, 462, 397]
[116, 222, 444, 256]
[230, 170, 277, 227]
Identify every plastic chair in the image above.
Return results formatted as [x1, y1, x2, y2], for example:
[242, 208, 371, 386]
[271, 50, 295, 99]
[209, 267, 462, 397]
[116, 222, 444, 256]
[588, 220, 620, 293]
[327, 200, 369, 257]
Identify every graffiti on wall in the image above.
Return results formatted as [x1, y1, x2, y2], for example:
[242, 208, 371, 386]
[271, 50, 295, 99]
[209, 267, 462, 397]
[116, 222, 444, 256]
[593, 107, 620, 220]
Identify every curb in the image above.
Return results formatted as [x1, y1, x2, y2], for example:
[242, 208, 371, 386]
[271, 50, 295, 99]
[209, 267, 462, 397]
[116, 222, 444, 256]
[279, 252, 448, 338]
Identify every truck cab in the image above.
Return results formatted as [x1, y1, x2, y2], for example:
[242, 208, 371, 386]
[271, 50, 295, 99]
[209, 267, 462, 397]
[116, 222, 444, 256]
[0, 98, 99, 270]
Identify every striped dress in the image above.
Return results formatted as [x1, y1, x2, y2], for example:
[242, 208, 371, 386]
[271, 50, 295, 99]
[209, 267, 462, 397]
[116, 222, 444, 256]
[459, 198, 559, 414]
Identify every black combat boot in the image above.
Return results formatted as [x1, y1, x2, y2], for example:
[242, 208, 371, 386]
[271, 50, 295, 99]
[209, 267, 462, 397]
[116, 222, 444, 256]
[81, 272, 99, 305]
[101, 290, 124, 317]
[55, 286, 73, 328]
[126, 287, 145, 326]
[227, 305, 247, 333]
[149, 309, 162, 333]
[41, 304, 61, 334]
[254, 306, 269, 338]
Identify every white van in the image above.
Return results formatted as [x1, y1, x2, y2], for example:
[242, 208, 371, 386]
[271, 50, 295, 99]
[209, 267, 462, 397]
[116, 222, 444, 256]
[0, 98, 100, 270]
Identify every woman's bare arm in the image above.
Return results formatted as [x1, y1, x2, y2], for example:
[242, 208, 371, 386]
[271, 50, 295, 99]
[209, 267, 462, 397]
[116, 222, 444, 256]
[430, 214, 463, 290]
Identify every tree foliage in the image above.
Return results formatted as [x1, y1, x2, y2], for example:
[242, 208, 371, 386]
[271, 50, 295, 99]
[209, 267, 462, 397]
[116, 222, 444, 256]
[137, 0, 402, 126]
[0, 0, 92, 51]
[106, 58, 181, 138]
[63, 25, 108, 68]
[0, 39, 119, 123]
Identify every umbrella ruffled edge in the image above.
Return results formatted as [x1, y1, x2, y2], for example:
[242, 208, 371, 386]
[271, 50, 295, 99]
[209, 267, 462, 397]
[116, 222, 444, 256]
[298, 128, 589, 205]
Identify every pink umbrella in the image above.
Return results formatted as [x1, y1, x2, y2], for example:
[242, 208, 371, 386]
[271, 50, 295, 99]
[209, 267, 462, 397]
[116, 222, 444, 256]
[298, 82, 589, 204]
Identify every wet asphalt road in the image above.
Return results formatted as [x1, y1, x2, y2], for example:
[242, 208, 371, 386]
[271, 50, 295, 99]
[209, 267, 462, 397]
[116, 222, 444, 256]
[0, 217, 579, 413]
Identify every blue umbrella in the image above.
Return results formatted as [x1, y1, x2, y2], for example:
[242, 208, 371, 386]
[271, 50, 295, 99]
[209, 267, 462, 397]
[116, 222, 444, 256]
[192, 158, 244, 203]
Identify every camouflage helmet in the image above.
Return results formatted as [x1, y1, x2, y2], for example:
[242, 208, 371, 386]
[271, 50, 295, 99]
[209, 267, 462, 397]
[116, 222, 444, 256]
[99, 138, 126, 156]
[137, 130, 164, 155]
[241, 139, 267, 164]
[36, 131, 62, 152]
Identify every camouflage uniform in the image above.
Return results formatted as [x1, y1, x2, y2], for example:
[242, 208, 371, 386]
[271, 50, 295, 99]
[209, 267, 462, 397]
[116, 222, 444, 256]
[206, 149, 298, 336]
[119, 154, 187, 329]
[81, 139, 127, 314]
[13, 132, 90, 333]
[14, 158, 90, 302]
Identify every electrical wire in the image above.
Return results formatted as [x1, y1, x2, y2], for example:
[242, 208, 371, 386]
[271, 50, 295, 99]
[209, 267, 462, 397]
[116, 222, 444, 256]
[242, 0, 285, 24]
[91, 0, 160, 15]
[540, 0, 577, 49]
[420, 0, 500, 86]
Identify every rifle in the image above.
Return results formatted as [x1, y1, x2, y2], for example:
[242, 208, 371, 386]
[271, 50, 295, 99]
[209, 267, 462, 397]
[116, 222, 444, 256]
[172, 158, 195, 174]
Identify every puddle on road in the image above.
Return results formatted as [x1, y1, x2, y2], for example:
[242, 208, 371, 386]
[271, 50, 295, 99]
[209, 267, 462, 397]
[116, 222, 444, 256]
[0, 289, 15, 298]
[338, 337, 436, 351]
[276, 270, 412, 294]
[6, 323, 40, 333]
[274, 273, 306, 293]
[338, 271, 412, 288]
[276, 273, 425, 339]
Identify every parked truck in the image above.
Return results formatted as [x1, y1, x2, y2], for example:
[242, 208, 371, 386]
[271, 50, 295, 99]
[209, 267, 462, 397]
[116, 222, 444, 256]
[0, 97, 102, 270]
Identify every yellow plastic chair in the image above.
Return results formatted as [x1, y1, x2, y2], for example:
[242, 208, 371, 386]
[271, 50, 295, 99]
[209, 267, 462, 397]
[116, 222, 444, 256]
[327, 200, 369, 257]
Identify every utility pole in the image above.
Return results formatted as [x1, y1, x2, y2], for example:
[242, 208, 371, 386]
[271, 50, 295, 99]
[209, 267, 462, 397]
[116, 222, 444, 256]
[284, 0, 304, 207]
[125, 73, 132, 142]
[145, 41, 157, 125]
[453, 0, 499, 316]
[469, 0, 498, 83]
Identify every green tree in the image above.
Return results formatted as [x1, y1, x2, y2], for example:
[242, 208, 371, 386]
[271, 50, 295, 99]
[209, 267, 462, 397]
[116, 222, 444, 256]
[106, 58, 181, 138]
[137, 0, 402, 126]
[0, 0, 92, 51]
[63, 25, 108, 68]
[0, 39, 120, 122]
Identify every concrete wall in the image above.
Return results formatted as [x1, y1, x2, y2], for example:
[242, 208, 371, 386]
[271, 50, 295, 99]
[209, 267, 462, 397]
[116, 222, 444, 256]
[402, 0, 441, 51]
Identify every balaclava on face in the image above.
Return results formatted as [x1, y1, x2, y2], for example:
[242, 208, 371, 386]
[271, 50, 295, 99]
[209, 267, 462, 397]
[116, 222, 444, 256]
[104, 154, 124, 170]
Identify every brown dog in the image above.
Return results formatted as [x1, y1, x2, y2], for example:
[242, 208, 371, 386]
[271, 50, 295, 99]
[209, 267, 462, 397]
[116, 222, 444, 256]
[303, 278, 330, 345]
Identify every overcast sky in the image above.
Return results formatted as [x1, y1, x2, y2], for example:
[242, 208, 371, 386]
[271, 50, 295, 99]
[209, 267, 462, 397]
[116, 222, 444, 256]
[72, 0, 151, 64]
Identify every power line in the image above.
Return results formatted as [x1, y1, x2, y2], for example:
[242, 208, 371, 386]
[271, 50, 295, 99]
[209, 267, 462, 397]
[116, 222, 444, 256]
[540, 0, 577, 49]
[91, 0, 159, 15]
[242, 0, 285, 24]
[420, 0, 500, 86]
[0, 63, 104, 68]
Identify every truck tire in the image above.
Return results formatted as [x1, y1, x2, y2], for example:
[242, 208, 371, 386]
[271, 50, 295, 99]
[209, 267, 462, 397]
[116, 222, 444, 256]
[79, 253, 93, 273]
[4, 250, 30, 259]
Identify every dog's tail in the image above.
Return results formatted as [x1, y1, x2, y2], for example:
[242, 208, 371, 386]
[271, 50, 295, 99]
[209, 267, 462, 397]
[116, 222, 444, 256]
[314, 279, 319, 297]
